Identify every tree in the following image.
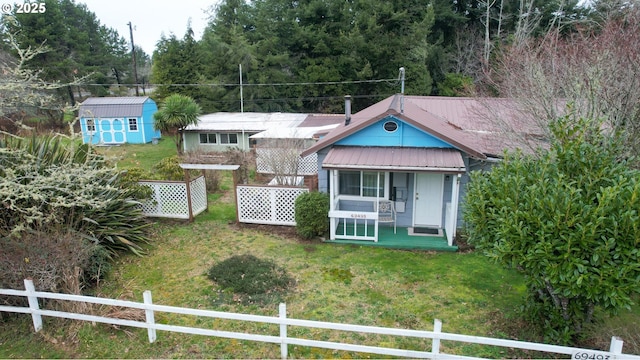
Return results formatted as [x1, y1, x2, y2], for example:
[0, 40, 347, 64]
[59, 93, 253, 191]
[153, 94, 202, 155]
[463, 116, 640, 343]
[4, 0, 131, 107]
[483, 6, 640, 159]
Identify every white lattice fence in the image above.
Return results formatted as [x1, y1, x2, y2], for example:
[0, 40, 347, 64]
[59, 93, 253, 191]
[236, 185, 309, 226]
[139, 176, 207, 219]
[256, 148, 318, 175]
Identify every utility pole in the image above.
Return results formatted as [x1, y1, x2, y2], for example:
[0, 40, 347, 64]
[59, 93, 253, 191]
[127, 21, 140, 96]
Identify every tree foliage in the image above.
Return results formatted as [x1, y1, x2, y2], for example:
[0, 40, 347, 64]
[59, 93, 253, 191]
[2, 0, 136, 108]
[153, 94, 202, 154]
[463, 116, 640, 343]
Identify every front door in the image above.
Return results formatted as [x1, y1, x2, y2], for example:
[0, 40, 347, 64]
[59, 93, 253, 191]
[413, 173, 443, 227]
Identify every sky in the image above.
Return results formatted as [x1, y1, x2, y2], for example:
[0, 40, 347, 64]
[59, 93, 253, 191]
[80, 0, 220, 56]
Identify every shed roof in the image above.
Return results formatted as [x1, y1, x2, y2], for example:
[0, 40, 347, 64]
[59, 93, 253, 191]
[323, 146, 466, 173]
[79, 97, 152, 118]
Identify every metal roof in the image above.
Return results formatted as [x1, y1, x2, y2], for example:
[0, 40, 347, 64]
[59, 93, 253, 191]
[323, 146, 466, 173]
[249, 124, 339, 139]
[301, 94, 552, 159]
[79, 97, 152, 118]
[186, 112, 308, 132]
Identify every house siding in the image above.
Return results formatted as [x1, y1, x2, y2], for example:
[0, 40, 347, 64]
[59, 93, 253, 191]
[183, 132, 253, 152]
[335, 117, 454, 148]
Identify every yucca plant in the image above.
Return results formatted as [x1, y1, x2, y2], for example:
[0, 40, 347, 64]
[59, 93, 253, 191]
[0, 135, 152, 257]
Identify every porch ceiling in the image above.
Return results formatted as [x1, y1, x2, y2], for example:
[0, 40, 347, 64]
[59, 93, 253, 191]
[322, 146, 466, 173]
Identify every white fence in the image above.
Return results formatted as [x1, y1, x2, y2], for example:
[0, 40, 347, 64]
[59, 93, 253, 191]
[236, 185, 308, 226]
[138, 176, 207, 220]
[2, 279, 639, 360]
[256, 148, 318, 176]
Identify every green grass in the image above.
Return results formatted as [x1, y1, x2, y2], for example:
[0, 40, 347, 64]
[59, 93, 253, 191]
[94, 137, 177, 170]
[1, 142, 639, 358]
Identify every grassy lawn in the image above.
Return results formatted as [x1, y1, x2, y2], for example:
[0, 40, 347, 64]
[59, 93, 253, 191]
[1, 141, 638, 358]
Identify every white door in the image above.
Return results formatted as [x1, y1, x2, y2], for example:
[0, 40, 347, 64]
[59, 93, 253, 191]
[413, 173, 444, 227]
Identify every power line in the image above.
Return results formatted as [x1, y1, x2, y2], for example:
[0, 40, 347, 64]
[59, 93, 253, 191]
[31, 78, 399, 88]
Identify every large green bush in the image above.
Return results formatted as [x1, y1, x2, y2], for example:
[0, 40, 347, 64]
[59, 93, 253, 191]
[463, 117, 640, 343]
[294, 191, 329, 239]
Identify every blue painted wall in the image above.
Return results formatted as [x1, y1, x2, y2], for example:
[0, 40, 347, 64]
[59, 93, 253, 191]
[335, 116, 454, 148]
[80, 99, 160, 144]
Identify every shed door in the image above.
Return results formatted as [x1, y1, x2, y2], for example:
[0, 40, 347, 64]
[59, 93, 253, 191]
[413, 173, 443, 227]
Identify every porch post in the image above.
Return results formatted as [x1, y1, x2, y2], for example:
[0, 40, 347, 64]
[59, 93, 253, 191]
[449, 174, 461, 246]
[329, 169, 336, 240]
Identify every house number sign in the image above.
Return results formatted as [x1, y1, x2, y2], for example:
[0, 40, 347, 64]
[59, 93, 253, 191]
[572, 351, 611, 360]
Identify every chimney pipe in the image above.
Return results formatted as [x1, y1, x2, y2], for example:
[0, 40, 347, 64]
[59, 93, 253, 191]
[344, 95, 351, 126]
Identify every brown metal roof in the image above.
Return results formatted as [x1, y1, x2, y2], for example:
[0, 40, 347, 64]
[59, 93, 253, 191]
[323, 146, 466, 173]
[301, 94, 550, 159]
[79, 97, 152, 118]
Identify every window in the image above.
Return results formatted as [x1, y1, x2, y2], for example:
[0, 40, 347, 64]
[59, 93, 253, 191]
[86, 119, 95, 132]
[220, 133, 238, 144]
[199, 133, 217, 144]
[338, 171, 386, 197]
[383, 121, 398, 132]
[128, 118, 138, 131]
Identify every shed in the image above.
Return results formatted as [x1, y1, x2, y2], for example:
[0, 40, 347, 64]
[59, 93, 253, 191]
[79, 97, 161, 145]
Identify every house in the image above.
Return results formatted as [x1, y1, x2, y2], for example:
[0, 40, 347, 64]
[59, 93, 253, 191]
[182, 112, 344, 153]
[79, 97, 161, 145]
[182, 112, 309, 153]
[301, 94, 543, 249]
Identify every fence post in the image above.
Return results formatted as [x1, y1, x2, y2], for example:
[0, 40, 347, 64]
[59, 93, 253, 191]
[23, 279, 42, 332]
[609, 336, 623, 355]
[279, 303, 288, 359]
[432, 319, 442, 358]
[143, 291, 157, 343]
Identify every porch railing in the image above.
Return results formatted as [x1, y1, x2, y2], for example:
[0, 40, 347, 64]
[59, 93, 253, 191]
[329, 196, 379, 242]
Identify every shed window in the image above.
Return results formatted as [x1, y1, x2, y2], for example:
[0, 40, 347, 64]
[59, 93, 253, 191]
[199, 133, 217, 144]
[220, 133, 238, 144]
[338, 171, 386, 198]
[86, 119, 95, 132]
[128, 118, 138, 131]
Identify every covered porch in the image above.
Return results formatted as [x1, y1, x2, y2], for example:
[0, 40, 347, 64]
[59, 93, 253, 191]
[324, 147, 465, 248]
[324, 225, 457, 251]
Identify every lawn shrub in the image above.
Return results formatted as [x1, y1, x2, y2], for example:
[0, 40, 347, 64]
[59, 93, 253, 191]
[294, 191, 329, 239]
[207, 254, 295, 305]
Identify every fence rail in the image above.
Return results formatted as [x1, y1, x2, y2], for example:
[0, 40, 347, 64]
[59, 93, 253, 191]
[2, 280, 639, 360]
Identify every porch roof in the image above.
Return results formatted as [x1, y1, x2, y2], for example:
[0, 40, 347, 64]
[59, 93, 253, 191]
[322, 146, 466, 173]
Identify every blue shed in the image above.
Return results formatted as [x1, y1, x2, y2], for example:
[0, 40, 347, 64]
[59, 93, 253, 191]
[79, 97, 161, 144]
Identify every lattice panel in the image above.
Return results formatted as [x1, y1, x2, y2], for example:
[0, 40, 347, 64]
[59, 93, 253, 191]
[237, 185, 308, 226]
[138, 178, 207, 220]
[256, 148, 317, 175]
[190, 176, 207, 216]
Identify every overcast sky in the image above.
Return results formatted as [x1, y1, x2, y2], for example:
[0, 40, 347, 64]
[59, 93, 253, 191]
[80, 0, 220, 56]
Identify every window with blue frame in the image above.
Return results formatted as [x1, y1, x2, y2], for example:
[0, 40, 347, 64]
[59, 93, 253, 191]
[86, 118, 95, 133]
[338, 171, 385, 197]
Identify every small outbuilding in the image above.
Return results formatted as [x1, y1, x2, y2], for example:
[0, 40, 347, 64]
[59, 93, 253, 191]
[79, 96, 161, 145]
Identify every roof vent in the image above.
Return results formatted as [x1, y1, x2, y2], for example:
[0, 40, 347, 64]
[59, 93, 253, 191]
[344, 95, 352, 126]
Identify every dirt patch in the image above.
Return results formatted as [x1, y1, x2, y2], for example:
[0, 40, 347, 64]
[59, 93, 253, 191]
[231, 222, 320, 244]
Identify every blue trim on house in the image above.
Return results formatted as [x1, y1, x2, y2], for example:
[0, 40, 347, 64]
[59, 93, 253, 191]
[335, 116, 454, 148]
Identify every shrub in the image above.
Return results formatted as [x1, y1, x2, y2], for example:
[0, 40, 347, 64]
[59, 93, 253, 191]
[207, 254, 295, 305]
[294, 191, 329, 239]
[463, 117, 640, 343]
